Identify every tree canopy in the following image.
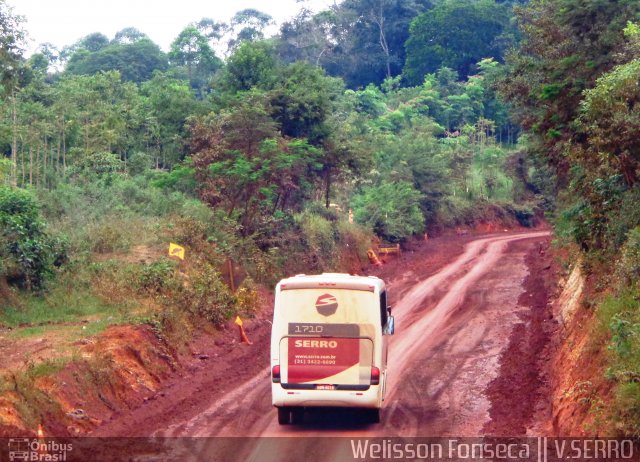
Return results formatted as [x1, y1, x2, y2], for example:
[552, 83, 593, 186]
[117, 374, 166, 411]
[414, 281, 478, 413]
[404, 0, 512, 85]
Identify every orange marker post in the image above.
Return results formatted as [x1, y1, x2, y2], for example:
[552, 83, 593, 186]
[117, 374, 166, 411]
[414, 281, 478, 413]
[367, 249, 383, 267]
[234, 316, 252, 345]
[37, 424, 47, 457]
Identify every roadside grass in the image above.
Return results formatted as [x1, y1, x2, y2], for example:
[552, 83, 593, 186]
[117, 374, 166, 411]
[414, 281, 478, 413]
[0, 289, 132, 328]
[0, 356, 79, 431]
[26, 356, 76, 378]
[5, 320, 120, 343]
[596, 286, 640, 436]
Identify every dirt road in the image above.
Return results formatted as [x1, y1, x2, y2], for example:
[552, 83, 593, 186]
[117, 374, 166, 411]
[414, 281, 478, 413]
[93, 230, 555, 459]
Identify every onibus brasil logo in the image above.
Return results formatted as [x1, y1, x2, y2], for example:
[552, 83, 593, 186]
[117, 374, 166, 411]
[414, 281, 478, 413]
[7, 438, 72, 462]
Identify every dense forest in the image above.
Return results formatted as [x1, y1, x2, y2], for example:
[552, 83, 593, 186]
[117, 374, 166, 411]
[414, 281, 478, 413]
[1, 0, 639, 435]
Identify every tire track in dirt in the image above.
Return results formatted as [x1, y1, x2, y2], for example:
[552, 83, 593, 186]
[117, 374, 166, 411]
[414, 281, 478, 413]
[152, 231, 549, 444]
[95, 230, 554, 462]
[233, 231, 552, 462]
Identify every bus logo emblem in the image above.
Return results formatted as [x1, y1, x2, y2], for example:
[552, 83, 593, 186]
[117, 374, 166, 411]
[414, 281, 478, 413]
[315, 294, 338, 316]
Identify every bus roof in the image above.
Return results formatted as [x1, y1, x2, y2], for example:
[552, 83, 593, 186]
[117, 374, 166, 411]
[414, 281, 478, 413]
[277, 273, 385, 292]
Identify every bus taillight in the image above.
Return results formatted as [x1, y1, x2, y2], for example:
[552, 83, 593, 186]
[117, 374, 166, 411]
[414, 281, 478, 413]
[371, 366, 380, 385]
[272, 365, 281, 383]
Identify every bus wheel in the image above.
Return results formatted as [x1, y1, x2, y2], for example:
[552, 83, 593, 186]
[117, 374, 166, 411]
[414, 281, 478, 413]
[291, 408, 304, 425]
[277, 407, 291, 425]
[366, 409, 380, 424]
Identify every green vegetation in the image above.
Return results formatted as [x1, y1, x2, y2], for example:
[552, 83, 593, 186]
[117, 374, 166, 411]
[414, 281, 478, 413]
[0, 0, 549, 427]
[404, 0, 513, 84]
[0, 186, 66, 292]
[500, 0, 640, 435]
[0, 0, 636, 438]
[0, 0, 538, 323]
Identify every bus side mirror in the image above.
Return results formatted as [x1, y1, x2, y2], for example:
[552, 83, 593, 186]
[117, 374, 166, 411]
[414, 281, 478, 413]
[384, 316, 395, 336]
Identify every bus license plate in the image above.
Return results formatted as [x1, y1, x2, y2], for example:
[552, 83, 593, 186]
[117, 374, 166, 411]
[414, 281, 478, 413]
[315, 384, 336, 390]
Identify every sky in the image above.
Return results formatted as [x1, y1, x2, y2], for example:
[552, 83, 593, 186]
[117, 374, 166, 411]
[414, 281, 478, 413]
[7, 0, 336, 55]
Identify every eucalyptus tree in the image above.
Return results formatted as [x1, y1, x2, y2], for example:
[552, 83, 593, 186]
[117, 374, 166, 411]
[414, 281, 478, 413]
[404, 0, 512, 84]
[113, 27, 147, 45]
[278, 9, 338, 67]
[225, 8, 273, 54]
[221, 40, 278, 93]
[338, 0, 433, 83]
[279, 0, 431, 88]
[65, 30, 168, 84]
[169, 25, 222, 95]
[0, 0, 26, 187]
[52, 72, 142, 162]
[140, 73, 201, 167]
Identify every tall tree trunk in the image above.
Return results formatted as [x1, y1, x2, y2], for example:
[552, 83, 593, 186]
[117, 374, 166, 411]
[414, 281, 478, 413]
[62, 121, 67, 173]
[43, 137, 48, 187]
[10, 91, 17, 187]
[29, 146, 33, 186]
[56, 135, 61, 175]
[20, 142, 25, 186]
[324, 167, 332, 208]
[35, 146, 40, 188]
[372, 1, 391, 79]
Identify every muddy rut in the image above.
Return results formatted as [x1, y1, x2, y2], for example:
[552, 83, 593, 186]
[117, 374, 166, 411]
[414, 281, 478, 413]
[91, 231, 557, 462]
[94, 231, 549, 438]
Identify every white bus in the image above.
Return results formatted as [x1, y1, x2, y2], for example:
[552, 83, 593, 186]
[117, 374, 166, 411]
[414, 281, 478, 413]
[270, 273, 394, 425]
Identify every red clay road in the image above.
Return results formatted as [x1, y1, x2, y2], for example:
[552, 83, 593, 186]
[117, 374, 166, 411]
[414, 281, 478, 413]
[158, 231, 549, 436]
[93, 231, 553, 461]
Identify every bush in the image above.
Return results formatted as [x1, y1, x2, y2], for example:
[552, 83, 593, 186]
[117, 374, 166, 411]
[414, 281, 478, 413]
[68, 151, 125, 178]
[0, 187, 66, 291]
[613, 382, 640, 436]
[86, 221, 132, 254]
[137, 259, 180, 294]
[179, 262, 236, 326]
[297, 211, 336, 268]
[505, 202, 536, 227]
[351, 181, 425, 242]
[127, 152, 153, 176]
[597, 286, 640, 436]
[616, 227, 640, 287]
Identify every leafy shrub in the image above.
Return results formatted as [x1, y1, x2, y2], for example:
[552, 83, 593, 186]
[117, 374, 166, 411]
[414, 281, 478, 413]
[137, 258, 180, 294]
[86, 221, 131, 254]
[616, 227, 640, 287]
[297, 211, 336, 267]
[613, 382, 640, 436]
[234, 277, 259, 316]
[127, 152, 153, 176]
[168, 217, 208, 248]
[0, 187, 66, 291]
[352, 181, 425, 242]
[151, 161, 198, 195]
[597, 286, 640, 436]
[607, 188, 640, 249]
[68, 151, 125, 178]
[179, 262, 236, 326]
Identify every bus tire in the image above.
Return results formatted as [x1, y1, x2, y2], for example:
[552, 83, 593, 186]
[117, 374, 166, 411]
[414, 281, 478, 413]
[367, 408, 381, 424]
[277, 407, 291, 425]
[291, 408, 304, 425]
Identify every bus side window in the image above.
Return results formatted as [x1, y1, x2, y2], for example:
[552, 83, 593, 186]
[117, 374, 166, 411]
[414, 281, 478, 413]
[380, 291, 388, 328]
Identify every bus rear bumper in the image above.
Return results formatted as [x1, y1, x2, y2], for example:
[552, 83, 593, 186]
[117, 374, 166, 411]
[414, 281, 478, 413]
[272, 384, 381, 409]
